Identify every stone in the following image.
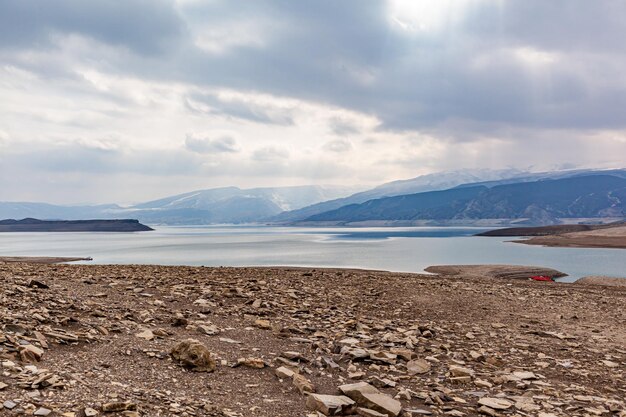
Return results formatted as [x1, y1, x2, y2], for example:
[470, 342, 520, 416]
[135, 329, 154, 341]
[293, 373, 316, 394]
[512, 371, 537, 380]
[405, 409, 433, 415]
[236, 357, 265, 368]
[197, 324, 219, 335]
[102, 402, 137, 412]
[477, 397, 513, 410]
[602, 360, 619, 368]
[356, 407, 387, 417]
[254, 319, 271, 329]
[34, 407, 52, 416]
[84, 408, 99, 417]
[170, 339, 217, 372]
[306, 394, 356, 416]
[28, 279, 49, 289]
[359, 393, 402, 417]
[477, 406, 498, 416]
[3, 400, 17, 410]
[19, 344, 44, 362]
[0, 382, 7, 390]
[449, 365, 474, 377]
[371, 376, 396, 388]
[219, 337, 242, 344]
[339, 382, 380, 404]
[368, 351, 397, 365]
[407, 359, 431, 375]
[275, 366, 296, 379]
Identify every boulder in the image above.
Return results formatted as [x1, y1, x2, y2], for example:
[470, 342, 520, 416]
[359, 393, 402, 417]
[338, 382, 380, 403]
[170, 339, 216, 372]
[406, 359, 431, 375]
[293, 373, 316, 394]
[306, 394, 356, 415]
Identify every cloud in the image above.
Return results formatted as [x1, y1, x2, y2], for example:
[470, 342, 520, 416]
[1, 0, 626, 203]
[323, 139, 352, 153]
[0, 0, 185, 55]
[185, 133, 239, 154]
[328, 117, 361, 136]
[251, 146, 289, 162]
[185, 92, 295, 125]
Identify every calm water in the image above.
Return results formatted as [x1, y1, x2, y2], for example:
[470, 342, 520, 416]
[1, 226, 625, 282]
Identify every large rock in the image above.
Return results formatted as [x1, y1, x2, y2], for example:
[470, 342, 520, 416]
[338, 382, 401, 417]
[406, 359, 431, 375]
[293, 373, 316, 394]
[360, 393, 402, 417]
[19, 344, 44, 362]
[338, 382, 380, 403]
[306, 394, 356, 416]
[170, 339, 216, 372]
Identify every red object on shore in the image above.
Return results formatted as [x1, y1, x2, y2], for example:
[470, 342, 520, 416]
[531, 275, 554, 282]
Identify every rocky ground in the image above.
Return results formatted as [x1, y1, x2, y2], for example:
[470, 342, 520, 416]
[1, 263, 625, 417]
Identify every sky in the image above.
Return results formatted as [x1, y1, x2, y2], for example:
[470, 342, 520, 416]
[1, 0, 626, 204]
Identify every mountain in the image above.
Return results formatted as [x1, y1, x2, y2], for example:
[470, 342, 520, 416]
[269, 169, 530, 222]
[119, 185, 363, 224]
[305, 174, 626, 225]
[272, 168, 626, 223]
[0, 202, 121, 221]
[0, 185, 362, 225]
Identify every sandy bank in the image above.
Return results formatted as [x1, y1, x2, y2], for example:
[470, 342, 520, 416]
[424, 264, 567, 280]
[575, 276, 626, 287]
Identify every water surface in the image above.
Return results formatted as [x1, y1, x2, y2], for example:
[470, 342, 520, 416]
[1, 226, 625, 282]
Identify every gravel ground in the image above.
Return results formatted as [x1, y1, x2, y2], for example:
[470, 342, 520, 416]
[1, 263, 624, 416]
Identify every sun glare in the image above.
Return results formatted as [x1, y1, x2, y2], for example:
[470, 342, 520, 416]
[388, 0, 462, 32]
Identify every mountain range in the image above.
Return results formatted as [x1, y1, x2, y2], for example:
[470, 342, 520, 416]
[1, 168, 625, 225]
[304, 174, 626, 225]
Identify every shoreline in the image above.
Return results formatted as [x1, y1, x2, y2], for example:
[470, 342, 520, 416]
[0, 256, 93, 264]
[3, 256, 625, 283]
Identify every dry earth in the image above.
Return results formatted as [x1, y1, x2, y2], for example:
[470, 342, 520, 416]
[1, 263, 625, 417]
[517, 226, 626, 249]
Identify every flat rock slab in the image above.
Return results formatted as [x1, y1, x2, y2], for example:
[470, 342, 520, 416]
[306, 394, 356, 416]
[360, 393, 402, 417]
[478, 397, 513, 410]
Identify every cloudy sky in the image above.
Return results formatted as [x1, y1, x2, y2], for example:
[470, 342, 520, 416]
[1, 0, 625, 204]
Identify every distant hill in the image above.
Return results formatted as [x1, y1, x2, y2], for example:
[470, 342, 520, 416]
[0, 185, 362, 225]
[305, 175, 626, 224]
[270, 169, 530, 222]
[0, 218, 153, 232]
[0, 202, 122, 221]
[118, 185, 363, 224]
[2, 169, 625, 225]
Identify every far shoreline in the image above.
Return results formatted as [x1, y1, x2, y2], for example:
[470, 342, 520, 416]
[0, 256, 93, 264]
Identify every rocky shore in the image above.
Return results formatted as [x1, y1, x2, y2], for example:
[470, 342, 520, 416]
[0, 263, 624, 417]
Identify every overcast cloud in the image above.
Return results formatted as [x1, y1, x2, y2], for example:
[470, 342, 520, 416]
[1, 0, 625, 204]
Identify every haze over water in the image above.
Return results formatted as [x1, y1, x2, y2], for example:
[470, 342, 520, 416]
[2, 226, 624, 282]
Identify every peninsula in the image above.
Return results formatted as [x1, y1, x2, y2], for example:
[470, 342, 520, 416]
[0, 218, 153, 232]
